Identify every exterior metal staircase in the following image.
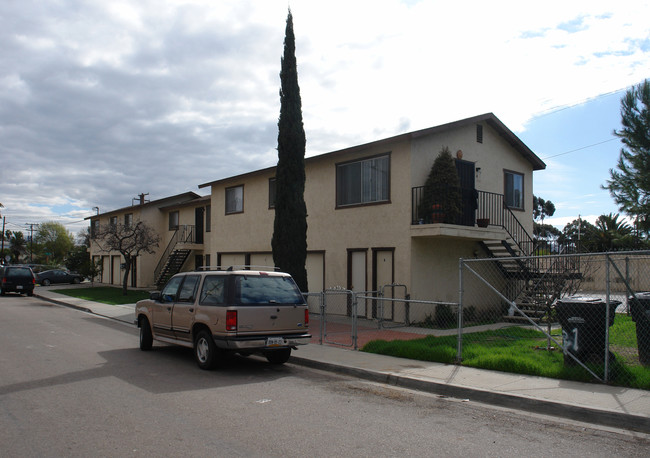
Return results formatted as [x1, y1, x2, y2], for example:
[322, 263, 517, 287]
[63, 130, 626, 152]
[155, 249, 191, 288]
[476, 194, 582, 323]
[411, 186, 583, 323]
[154, 225, 196, 288]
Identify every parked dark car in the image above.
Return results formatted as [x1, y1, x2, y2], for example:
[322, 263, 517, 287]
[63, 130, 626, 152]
[37, 269, 84, 286]
[0, 266, 36, 296]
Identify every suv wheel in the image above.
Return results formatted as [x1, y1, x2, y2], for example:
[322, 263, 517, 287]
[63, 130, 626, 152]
[194, 329, 219, 370]
[265, 348, 291, 365]
[139, 317, 153, 351]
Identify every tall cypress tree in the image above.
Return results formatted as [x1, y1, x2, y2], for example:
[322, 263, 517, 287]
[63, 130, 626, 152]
[272, 9, 308, 292]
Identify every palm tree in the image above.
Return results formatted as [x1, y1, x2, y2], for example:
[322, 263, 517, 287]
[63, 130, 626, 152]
[7, 230, 27, 262]
[592, 213, 635, 251]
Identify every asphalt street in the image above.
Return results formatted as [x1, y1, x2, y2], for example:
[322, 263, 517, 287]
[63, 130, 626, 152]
[1, 295, 649, 457]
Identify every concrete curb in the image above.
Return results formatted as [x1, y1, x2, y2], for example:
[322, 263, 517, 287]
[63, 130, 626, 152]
[34, 293, 92, 314]
[290, 355, 650, 434]
[35, 293, 134, 324]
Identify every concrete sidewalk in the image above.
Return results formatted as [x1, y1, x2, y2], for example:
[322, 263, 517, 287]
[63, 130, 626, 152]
[35, 287, 650, 434]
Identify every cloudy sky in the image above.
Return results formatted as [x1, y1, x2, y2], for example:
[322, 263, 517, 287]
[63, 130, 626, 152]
[1, 0, 649, 237]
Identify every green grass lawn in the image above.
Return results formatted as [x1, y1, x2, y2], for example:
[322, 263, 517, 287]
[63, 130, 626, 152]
[362, 315, 650, 390]
[53, 287, 151, 305]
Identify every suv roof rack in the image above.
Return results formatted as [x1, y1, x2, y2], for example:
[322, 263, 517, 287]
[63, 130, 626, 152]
[196, 265, 281, 272]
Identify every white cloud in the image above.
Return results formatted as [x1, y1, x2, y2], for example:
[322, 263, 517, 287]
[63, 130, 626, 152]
[0, 0, 648, 234]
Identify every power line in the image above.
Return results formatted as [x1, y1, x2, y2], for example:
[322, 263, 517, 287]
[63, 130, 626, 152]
[533, 80, 649, 161]
[532, 81, 643, 119]
[541, 138, 619, 160]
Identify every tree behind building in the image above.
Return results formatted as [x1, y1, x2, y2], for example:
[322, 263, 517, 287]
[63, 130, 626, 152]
[93, 221, 160, 295]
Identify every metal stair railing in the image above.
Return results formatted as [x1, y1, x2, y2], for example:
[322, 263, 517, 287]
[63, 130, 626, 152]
[153, 225, 196, 284]
[154, 228, 181, 285]
[476, 190, 535, 257]
[508, 244, 583, 322]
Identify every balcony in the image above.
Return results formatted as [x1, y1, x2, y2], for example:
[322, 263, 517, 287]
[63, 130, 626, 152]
[411, 186, 534, 255]
[174, 224, 203, 248]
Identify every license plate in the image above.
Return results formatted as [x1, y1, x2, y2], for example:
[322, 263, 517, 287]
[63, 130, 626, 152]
[17, 285, 23, 290]
[266, 337, 285, 347]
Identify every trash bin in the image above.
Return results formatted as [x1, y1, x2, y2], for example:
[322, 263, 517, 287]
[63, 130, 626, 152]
[555, 297, 620, 365]
[627, 292, 650, 366]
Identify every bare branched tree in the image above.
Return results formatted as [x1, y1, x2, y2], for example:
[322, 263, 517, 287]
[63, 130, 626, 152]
[94, 221, 160, 295]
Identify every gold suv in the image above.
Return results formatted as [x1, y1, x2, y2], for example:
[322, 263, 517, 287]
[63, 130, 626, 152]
[135, 268, 310, 369]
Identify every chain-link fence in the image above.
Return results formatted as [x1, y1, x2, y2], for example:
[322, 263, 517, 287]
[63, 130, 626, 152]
[306, 251, 650, 389]
[460, 251, 650, 388]
[305, 288, 456, 350]
[305, 289, 359, 348]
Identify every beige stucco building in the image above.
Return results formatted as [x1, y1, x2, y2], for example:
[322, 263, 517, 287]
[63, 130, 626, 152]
[87, 192, 211, 288]
[88, 113, 545, 313]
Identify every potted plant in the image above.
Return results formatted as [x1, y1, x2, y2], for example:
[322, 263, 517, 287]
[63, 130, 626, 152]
[477, 218, 490, 228]
[418, 147, 462, 224]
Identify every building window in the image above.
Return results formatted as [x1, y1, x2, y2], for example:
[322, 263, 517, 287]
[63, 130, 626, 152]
[91, 220, 99, 238]
[476, 124, 483, 143]
[504, 170, 524, 210]
[205, 205, 211, 232]
[336, 154, 390, 207]
[169, 211, 179, 230]
[268, 178, 276, 209]
[124, 213, 133, 228]
[109, 216, 117, 227]
[225, 185, 244, 214]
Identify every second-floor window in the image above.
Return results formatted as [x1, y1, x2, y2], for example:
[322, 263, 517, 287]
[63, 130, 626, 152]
[91, 220, 99, 238]
[504, 170, 524, 210]
[169, 211, 179, 230]
[226, 185, 244, 214]
[124, 213, 133, 228]
[205, 205, 211, 232]
[109, 216, 117, 227]
[336, 154, 390, 207]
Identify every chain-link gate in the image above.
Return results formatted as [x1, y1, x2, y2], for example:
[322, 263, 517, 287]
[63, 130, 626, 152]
[307, 288, 358, 348]
[377, 284, 408, 328]
[460, 251, 650, 387]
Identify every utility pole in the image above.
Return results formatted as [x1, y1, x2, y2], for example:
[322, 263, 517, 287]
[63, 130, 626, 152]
[0, 203, 4, 262]
[1, 216, 5, 263]
[26, 223, 38, 263]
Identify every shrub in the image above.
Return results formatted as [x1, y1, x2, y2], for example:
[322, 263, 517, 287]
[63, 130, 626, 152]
[435, 303, 455, 328]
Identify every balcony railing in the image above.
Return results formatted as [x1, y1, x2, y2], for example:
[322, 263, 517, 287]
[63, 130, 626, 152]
[412, 187, 535, 256]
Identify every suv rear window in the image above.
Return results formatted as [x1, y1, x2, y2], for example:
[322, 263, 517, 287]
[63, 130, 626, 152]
[236, 275, 303, 304]
[6, 267, 33, 278]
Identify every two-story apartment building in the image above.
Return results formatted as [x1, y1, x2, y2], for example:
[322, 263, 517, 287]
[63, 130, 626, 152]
[197, 112, 544, 307]
[88, 113, 545, 313]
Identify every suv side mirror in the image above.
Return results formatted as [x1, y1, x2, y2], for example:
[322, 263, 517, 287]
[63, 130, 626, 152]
[150, 291, 162, 301]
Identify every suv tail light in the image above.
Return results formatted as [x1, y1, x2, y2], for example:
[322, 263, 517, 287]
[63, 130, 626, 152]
[226, 310, 237, 331]
[305, 309, 309, 326]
